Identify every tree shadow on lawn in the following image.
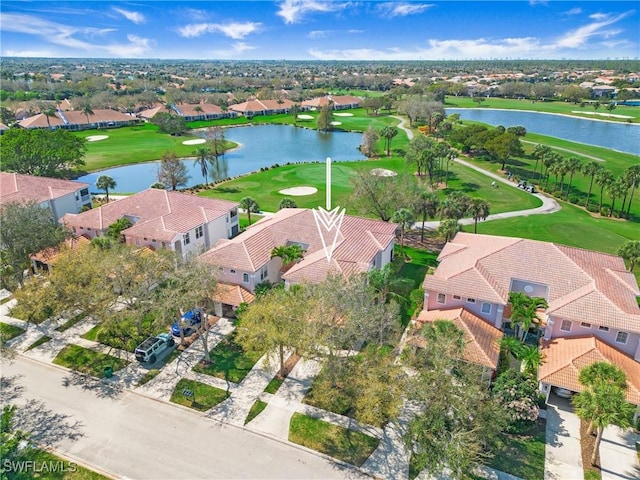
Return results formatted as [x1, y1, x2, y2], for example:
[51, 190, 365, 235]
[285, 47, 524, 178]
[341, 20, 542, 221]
[62, 371, 123, 399]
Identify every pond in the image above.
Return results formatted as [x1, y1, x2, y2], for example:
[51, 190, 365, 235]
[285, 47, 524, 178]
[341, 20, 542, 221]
[445, 108, 640, 155]
[77, 125, 366, 193]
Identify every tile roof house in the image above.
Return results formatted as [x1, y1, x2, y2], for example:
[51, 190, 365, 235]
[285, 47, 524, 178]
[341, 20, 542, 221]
[31, 235, 91, 272]
[228, 98, 295, 117]
[0, 172, 92, 221]
[199, 208, 397, 293]
[18, 109, 138, 130]
[420, 232, 640, 403]
[60, 188, 240, 261]
[171, 103, 234, 121]
[301, 95, 361, 111]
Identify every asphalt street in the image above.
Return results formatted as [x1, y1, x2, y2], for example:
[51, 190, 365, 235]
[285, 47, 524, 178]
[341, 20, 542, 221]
[2, 356, 370, 480]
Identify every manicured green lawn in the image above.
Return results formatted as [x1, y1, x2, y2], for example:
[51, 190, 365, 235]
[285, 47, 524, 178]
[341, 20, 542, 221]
[53, 344, 129, 378]
[445, 96, 640, 123]
[55, 313, 87, 332]
[264, 377, 284, 394]
[244, 400, 268, 425]
[170, 378, 229, 412]
[7, 448, 109, 480]
[289, 413, 379, 467]
[487, 420, 546, 480]
[0, 322, 25, 342]
[136, 368, 161, 387]
[81, 313, 166, 353]
[192, 335, 263, 384]
[25, 335, 52, 351]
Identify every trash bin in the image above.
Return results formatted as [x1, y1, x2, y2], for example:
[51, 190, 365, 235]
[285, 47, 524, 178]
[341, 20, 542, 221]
[103, 366, 113, 378]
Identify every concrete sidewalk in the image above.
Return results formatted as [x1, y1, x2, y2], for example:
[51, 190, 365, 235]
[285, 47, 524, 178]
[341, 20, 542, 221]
[600, 426, 640, 480]
[544, 395, 583, 480]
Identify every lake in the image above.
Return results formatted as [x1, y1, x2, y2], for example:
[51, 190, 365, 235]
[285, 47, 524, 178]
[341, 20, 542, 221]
[445, 108, 640, 155]
[77, 125, 366, 192]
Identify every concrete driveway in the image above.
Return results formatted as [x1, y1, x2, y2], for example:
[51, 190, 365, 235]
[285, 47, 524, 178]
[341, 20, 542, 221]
[544, 393, 583, 480]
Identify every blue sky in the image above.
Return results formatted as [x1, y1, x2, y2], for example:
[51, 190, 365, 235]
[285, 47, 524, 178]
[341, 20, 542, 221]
[1, 1, 637, 60]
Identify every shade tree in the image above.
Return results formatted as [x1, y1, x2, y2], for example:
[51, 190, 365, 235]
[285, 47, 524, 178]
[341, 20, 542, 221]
[157, 151, 189, 191]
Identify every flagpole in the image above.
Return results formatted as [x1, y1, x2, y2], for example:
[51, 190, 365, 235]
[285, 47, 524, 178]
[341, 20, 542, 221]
[326, 156, 331, 210]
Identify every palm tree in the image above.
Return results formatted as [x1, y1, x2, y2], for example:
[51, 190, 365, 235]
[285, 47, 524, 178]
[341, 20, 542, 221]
[595, 168, 614, 212]
[624, 165, 640, 214]
[270, 244, 304, 271]
[467, 198, 490, 234]
[508, 292, 548, 342]
[380, 126, 399, 157]
[193, 146, 212, 186]
[43, 106, 57, 129]
[518, 345, 544, 378]
[240, 197, 259, 225]
[82, 103, 94, 127]
[96, 175, 117, 202]
[438, 192, 471, 221]
[578, 361, 628, 391]
[542, 151, 562, 189]
[556, 159, 569, 196]
[368, 263, 413, 304]
[532, 144, 551, 181]
[607, 177, 628, 217]
[438, 218, 461, 243]
[582, 161, 602, 209]
[499, 335, 524, 359]
[290, 104, 300, 124]
[617, 240, 640, 272]
[564, 157, 582, 200]
[414, 190, 439, 242]
[391, 208, 415, 252]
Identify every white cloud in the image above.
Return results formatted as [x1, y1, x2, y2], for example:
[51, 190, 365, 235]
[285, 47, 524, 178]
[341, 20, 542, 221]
[276, 0, 347, 24]
[376, 2, 434, 18]
[565, 7, 582, 16]
[211, 42, 256, 58]
[0, 13, 153, 58]
[112, 7, 145, 24]
[528, 0, 548, 6]
[308, 29, 361, 39]
[178, 21, 260, 39]
[4, 49, 59, 57]
[555, 11, 632, 48]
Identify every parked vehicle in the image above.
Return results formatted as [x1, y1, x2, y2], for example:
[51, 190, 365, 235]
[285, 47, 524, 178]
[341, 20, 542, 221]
[554, 387, 573, 399]
[171, 308, 203, 337]
[135, 333, 175, 364]
[517, 180, 536, 193]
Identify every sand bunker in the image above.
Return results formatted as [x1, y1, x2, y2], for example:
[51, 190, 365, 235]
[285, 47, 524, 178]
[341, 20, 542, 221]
[333, 112, 354, 117]
[182, 138, 207, 145]
[86, 135, 109, 142]
[330, 121, 342, 126]
[571, 111, 633, 119]
[279, 186, 318, 196]
[297, 114, 314, 120]
[371, 168, 397, 177]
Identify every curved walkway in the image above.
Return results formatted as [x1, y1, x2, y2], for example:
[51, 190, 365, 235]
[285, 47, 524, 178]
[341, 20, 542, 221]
[521, 139, 605, 162]
[392, 115, 414, 140]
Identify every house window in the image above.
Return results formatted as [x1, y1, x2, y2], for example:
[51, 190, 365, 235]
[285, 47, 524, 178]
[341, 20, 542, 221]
[260, 265, 268, 281]
[466, 298, 476, 304]
[242, 273, 249, 283]
[436, 293, 446, 304]
[481, 302, 492, 314]
[580, 322, 591, 329]
[453, 295, 461, 300]
[230, 269, 236, 274]
[183, 233, 190, 245]
[195, 225, 204, 239]
[615, 331, 628, 344]
[598, 326, 610, 332]
[560, 320, 572, 332]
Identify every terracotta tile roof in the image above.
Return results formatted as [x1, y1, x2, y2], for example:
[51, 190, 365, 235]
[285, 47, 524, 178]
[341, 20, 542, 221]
[424, 233, 640, 333]
[539, 335, 640, 405]
[173, 103, 224, 117]
[61, 189, 238, 242]
[137, 104, 166, 119]
[228, 98, 294, 113]
[200, 208, 397, 284]
[414, 307, 503, 369]
[30, 235, 91, 266]
[211, 283, 255, 306]
[18, 112, 66, 129]
[0, 172, 89, 206]
[60, 109, 134, 125]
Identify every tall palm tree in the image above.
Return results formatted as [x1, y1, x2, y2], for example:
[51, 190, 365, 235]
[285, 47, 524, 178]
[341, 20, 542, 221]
[564, 157, 582, 200]
[391, 208, 415, 251]
[380, 126, 399, 157]
[617, 240, 640, 272]
[582, 161, 602, 210]
[270, 244, 304, 271]
[240, 197, 259, 225]
[518, 345, 544, 378]
[542, 152, 562, 189]
[508, 292, 548, 342]
[438, 192, 470, 221]
[556, 159, 569, 196]
[607, 177, 628, 217]
[578, 361, 627, 390]
[82, 103, 94, 127]
[532, 144, 551, 181]
[438, 218, 461, 243]
[414, 190, 439, 242]
[594, 168, 614, 211]
[467, 198, 490, 234]
[193, 146, 212, 186]
[96, 175, 116, 202]
[624, 165, 640, 214]
[43, 106, 57, 129]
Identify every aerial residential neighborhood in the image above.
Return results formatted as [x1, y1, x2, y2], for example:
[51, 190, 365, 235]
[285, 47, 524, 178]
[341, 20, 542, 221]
[1, 1, 639, 480]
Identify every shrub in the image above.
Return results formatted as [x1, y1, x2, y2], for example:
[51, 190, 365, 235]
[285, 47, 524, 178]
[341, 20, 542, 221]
[492, 369, 539, 432]
[586, 204, 600, 213]
[568, 195, 580, 204]
[600, 207, 611, 216]
[552, 190, 563, 198]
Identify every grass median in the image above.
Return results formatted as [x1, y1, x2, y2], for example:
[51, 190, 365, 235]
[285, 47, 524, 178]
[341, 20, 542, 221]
[53, 344, 129, 378]
[170, 378, 229, 412]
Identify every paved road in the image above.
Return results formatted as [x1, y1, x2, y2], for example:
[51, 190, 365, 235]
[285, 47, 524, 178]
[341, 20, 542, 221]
[2, 356, 370, 480]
